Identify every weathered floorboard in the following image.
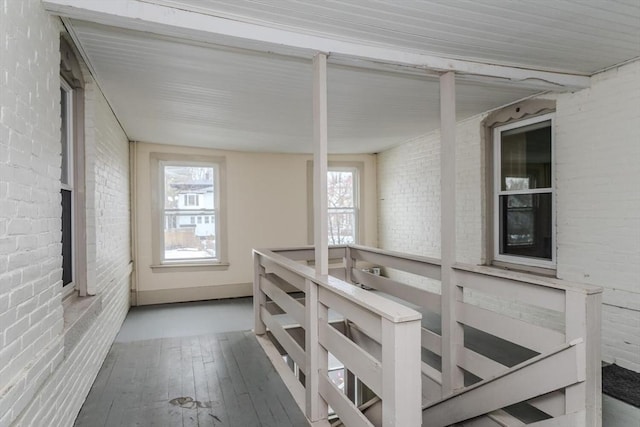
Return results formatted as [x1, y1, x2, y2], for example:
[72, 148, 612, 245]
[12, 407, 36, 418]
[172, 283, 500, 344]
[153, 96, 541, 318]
[74, 331, 307, 427]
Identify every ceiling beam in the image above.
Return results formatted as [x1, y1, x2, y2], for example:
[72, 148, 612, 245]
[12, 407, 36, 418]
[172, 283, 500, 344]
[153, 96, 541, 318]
[43, 0, 591, 91]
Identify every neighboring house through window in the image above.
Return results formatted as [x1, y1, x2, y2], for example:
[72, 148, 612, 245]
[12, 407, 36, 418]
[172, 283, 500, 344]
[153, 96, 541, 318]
[493, 112, 555, 268]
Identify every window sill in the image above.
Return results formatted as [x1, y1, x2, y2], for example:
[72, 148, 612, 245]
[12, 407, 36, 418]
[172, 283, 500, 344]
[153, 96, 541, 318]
[150, 262, 230, 272]
[490, 260, 556, 278]
[62, 292, 102, 357]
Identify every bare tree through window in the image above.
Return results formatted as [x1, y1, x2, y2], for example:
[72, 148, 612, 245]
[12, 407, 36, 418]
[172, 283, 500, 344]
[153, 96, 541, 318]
[327, 169, 357, 245]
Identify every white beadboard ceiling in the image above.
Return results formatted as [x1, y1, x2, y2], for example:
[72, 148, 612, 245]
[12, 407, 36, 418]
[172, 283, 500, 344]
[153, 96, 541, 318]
[151, 0, 640, 74]
[63, 1, 640, 153]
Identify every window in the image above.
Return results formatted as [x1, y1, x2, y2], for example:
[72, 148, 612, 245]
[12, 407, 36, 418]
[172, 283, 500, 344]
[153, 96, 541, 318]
[327, 168, 358, 245]
[60, 79, 74, 290]
[307, 161, 363, 246]
[59, 35, 88, 296]
[494, 113, 554, 268]
[156, 157, 227, 266]
[184, 194, 199, 206]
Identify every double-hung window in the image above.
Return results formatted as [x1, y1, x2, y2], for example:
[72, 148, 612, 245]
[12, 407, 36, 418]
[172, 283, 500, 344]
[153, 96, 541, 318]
[160, 162, 221, 263]
[307, 161, 363, 246]
[494, 113, 555, 268]
[327, 167, 358, 245]
[59, 36, 88, 296]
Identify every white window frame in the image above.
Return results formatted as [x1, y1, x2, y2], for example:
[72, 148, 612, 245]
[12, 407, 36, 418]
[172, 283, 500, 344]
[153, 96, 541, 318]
[151, 153, 228, 269]
[493, 113, 556, 269]
[307, 161, 364, 246]
[327, 166, 359, 245]
[59, 35, 89, 297]
[60, 78, 76, 297]
[160, 161, 219, 264]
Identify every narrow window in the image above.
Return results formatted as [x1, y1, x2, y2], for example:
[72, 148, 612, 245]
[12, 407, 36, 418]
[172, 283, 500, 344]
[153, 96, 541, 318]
[162, 163, 219, 262]
[327, 167, 358, 245]
[494, 113, 554, 267]
[60, 79, 74, 289]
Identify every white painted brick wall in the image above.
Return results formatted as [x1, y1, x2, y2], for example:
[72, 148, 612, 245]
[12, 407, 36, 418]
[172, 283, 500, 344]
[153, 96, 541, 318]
[0, 2, 65, 425]
[1, 1, 131, 425]
[377, 60, 640, 372]
[555, 61, 640, 372]
[378, 117, 484, 265]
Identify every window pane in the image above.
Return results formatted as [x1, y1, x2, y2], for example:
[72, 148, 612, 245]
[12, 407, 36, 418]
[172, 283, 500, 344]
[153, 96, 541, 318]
[60, 87, 70, 185]
[328, 208, 356, 245]
[164, 212, 216, 260]
[61, 189, 73, 286]
[501, 120, 551, 191]
[328, 368, 345, 391]
[499, 193, 552, 260]
[164, 166, 215, 209]
[328, 171, 354, 208]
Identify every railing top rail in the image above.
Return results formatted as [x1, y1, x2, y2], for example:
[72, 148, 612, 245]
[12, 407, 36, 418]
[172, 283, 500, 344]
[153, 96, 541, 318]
[270, 244, 347, 252]
[454, 263, 603, 295]
[254, 248, 422, 323]
[348, 244, 442, 267]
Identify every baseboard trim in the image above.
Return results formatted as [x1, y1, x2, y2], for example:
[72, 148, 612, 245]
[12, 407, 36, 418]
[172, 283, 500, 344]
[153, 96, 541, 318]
[137, 282, 252, 306]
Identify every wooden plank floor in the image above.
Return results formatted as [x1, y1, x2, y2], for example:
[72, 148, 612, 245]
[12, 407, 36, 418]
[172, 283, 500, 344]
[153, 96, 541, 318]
[75, 331, 308, 427]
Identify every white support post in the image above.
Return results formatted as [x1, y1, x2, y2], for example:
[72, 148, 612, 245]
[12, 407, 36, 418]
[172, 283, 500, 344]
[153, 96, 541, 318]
[439, 71, 464, 396]
[565, 290, 602, 427]
[313, 52, 329, 276]
[305, 278, 328, 421]
[253, 252, 266, 335]
[381, 318, 422, 427]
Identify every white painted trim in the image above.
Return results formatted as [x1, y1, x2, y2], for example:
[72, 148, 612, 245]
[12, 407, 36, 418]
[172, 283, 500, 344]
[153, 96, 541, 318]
[42, 0, 591, 91]
[327, 165, 359, 245]
[313, 53, 329, 276]
[149, 152, 228, 267]
[439, 71, 464, 395]
[136, 282, 252, 305]
[493, 112, 556, 269]
[60, 78, 76, 293]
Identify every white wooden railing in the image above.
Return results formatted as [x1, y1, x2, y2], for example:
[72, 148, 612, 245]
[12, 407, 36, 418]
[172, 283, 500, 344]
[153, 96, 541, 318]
[254, 245, 602, 427]
[253, 247, 423, 427]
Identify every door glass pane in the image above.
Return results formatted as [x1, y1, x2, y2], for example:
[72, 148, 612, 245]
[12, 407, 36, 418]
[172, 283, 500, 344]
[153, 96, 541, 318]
[499, 193, 552, 260]
[501, 120, 551, 191]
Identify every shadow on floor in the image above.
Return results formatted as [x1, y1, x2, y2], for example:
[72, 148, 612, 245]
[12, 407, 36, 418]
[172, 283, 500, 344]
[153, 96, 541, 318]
[116, 297, 254, 343]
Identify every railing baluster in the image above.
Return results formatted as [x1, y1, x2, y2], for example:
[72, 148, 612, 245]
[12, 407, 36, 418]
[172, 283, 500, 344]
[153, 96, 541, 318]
[253, 252, 266, 335]
[305, 278, 328, 421]
[345, 245, 354, 284]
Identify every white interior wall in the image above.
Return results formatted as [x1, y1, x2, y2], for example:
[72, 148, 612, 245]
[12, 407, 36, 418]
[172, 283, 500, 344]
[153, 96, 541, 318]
[133, 142, 377, 305]
[0, 1, 132, 424]
[377, 59, 640, 372]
